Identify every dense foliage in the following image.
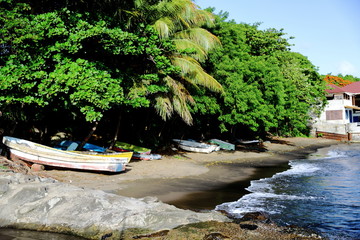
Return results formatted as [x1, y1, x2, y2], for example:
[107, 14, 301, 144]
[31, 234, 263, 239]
[189, 12, 327, 138]
[0, 1, 332, 146]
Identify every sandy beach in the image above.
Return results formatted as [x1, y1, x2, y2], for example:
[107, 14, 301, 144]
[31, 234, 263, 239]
[0, 136, 342, 239]
[36, 137, 339, 210]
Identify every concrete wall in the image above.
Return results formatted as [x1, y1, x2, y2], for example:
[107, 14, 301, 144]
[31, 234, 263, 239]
[313, 122, 347, 135]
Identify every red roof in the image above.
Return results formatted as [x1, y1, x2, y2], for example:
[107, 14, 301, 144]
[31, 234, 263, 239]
[326, 84, 344, 94]
[340, 81, 360, 93]
[326, 82, 360, 94]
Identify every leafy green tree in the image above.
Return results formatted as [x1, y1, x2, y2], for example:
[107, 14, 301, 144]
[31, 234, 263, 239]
[1, 0, 224, 130]
[202, 12, 326, 137]
[0, 1, 177, 139]
[275, 52, 326, 135]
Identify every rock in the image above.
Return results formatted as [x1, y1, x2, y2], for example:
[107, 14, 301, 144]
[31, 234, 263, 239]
[237, 212, 272, 224]
[203, 232, 230, 240]
[239, 224, 258, 230]
[0, 172, 229, 239]
[31, 164, 45, 171]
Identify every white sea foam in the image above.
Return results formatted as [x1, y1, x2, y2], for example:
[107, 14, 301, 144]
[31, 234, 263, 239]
[276, 161, 320, 176]
[325, 150, 348, 158]
[216, 184, 318, 218]
[216, 160, 320, 218]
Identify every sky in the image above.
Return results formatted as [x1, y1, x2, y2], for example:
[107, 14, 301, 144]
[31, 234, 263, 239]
[195, 0, 360, 77]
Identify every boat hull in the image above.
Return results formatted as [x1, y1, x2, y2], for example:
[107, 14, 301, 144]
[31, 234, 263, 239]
[112, 141, 151, 154]
[132, 153, 162, 160]
[3, 136, 131, 172]
[208, 139, 235, 151]
[173, 139, 220, 153]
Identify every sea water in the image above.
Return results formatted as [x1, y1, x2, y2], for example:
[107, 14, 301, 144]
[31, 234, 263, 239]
[216, 144, 360, 239]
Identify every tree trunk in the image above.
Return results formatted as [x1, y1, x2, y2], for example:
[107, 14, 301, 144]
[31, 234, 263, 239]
[109, 113, 121, 149]
[77, 121, 99, 150]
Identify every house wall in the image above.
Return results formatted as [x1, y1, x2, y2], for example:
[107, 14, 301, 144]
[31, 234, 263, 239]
[318, 95, 353, 124]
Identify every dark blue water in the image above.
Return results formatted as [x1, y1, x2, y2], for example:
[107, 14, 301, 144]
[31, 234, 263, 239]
[216, 144, 360, 240]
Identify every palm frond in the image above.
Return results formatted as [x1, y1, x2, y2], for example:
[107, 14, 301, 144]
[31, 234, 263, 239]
[181, 3, 215, 28]
[174, 28, 221, 52]
[153, 17, 175, 38]
[172, 38, 207, 62]
[171, 56, 223, 93]
[155, 95, 173, 120]
[164, 76, 195, 104]
[172, 95, 193, 125]
[155, 76, 194, 125]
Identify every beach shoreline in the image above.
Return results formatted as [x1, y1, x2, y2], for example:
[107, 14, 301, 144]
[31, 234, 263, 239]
[0, 136, 341, 240]
[35, 137, 339, 209]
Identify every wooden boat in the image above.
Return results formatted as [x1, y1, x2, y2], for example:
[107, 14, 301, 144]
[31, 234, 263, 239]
[208, 139, 235, 151]
[112, 141, 151, 154]
[54, 140, 132, 163]
[111, 141, 161, 160]
[132, 153, 162, 161]
[54, 140, 106, 152]
[2, 136, 132, 172]
[172, 139, 220, 153]
[237, 139, 260, 145]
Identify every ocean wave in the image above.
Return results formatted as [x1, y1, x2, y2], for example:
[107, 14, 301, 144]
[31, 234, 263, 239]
[216, 191, 318, 218]
[276, 161, 320, 176]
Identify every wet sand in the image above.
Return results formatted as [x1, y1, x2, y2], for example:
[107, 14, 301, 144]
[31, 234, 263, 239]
[38, 137, 339, 210]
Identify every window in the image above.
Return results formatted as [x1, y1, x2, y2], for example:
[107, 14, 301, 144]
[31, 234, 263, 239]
[326, 110, 343, 120]
[334, 95, 343, 100]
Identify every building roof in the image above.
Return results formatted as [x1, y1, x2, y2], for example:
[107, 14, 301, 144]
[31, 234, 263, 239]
[326, 82, 360, 94]
[326, 84, 344, 94]
[341, 81, 360, 93]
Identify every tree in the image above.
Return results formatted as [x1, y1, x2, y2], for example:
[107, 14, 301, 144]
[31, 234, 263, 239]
[323, 75, 352, 87]
[201, 11, 327, 137]
[0, 1, 177, 139]
[1, 0, 224, 128]
[138, 0, 224, 124]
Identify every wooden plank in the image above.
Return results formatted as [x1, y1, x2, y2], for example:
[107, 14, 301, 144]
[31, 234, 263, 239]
[316, 131, 350, 141]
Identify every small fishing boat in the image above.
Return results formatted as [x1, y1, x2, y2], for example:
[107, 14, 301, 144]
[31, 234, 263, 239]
[208, 139, 235, 151]
[2, 136, 132, 172]
[111, 141, 162, 160]
[112, 141, 151, 154]
[132, 153, 162, 161]
[237, 139, 261, 145]
[172, 139, 220, 153]
[54, 140, 132, 163]
[54, 140, 106, 152]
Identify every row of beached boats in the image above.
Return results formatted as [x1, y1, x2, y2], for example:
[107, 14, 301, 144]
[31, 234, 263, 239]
[1, 136, 238, 173]
[1, 136, 161, 173]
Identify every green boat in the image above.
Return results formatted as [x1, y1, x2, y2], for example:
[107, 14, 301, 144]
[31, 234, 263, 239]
[112, 141, 151, 154]
[208, 139, 235, 151]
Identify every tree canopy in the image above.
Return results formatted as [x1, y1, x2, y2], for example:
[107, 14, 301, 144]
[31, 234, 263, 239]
[0, 1, 330, 145]
[190, 11, 326, 138]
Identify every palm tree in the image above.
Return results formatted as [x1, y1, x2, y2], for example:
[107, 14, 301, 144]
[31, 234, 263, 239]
[29, 0, 223, 125]
[135, 0, 223, 125]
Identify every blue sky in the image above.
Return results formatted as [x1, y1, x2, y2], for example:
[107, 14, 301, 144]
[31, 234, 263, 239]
[195, 0, 360, 77]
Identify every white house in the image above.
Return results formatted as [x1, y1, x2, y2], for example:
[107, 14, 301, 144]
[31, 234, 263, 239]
[313, 82, 360, 140]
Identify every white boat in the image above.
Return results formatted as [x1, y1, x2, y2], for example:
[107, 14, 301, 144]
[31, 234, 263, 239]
[132, 153, 162, 160]
[237, 139, 260, 144]
[172, 139, 220, 153]
[2, 136, 132, 172]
